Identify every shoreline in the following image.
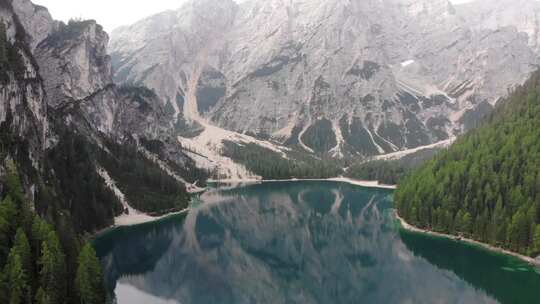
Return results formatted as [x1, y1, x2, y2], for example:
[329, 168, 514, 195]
[113, 207, 190, 227]
[394, 210, 540, 268]
[95, 180, 540, 270]
[97, 177, 395, 234]
[208, 177, 397, 190]
[93, 208, 190, 237]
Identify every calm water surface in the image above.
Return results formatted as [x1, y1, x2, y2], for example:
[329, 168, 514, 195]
[94, 181, 540, 304]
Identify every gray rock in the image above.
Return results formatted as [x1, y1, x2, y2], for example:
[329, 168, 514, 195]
[109, 0, 540, 157]
[1, 0, 201, 187]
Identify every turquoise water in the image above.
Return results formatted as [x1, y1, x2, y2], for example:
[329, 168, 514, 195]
[94, 181, 540, 304]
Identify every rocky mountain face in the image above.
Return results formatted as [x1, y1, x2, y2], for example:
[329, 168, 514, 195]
[458, 0, 540, 52]
[0, 0, 206, 232]
[0, 0, 50, 175]
[110, 0, 540, 157]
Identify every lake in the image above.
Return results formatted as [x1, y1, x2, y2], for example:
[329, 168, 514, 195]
[94, 181, 540, 304]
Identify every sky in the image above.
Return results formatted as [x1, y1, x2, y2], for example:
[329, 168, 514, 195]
[33, 0, 475, 33]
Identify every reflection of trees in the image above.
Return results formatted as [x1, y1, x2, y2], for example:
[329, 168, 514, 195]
[401, 230, 540, 304]
[98, 182, 497, 304]
[94, 215, 184, 294]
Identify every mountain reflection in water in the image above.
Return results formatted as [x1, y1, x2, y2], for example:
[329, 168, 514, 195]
[95, 181, 538, 304]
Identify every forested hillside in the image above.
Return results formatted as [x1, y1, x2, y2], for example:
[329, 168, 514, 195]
[395, 70, 540, 257]
[346, 160, 408, 185]
[221, 141, 343, 179]
[99, 137, 191, 214]
[0, 161, 105, 304]
[346, 145, 442, 185]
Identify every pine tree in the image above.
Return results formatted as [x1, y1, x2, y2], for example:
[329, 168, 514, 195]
[0, 196, 18, 260]
[0, 274, 7, 304]
[56, 215, 81, 304]
[5, 160, 25, 204]
[491, 197, 505, 244]
[462, 212, 472, 236]
[0, 196, 18, 234]
[39, 231, 67, 304]
[17, 200, 34, 239]
[534, 224, 540, 253]
[4, 251, 29, 304]
[12, 229, 32, 285]
[35, 287, 49, 304]
[31, 215, 52, 257]
[75, 244, 105, 304]
[508, 211, 525, 251]
[0, 209, 10, 266]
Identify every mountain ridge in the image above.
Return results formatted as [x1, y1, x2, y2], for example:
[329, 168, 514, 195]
[1, 0, 208, 233]
[109, 0, 540, 160]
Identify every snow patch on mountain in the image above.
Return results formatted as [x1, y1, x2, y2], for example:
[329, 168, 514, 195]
[401, 60, 415, 67]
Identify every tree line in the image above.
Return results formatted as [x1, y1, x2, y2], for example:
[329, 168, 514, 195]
[221, 141, 343, 180]
[346, 148, 441, 185]
[346, 160, 408, 185]
[395, 70, 540, 257]
[43, 127, 123, 233]
[99, 137, 191, 214]
[0, 160, 105, 304]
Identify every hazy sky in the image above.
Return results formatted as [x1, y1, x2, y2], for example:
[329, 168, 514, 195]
[33, 0, 475, 33]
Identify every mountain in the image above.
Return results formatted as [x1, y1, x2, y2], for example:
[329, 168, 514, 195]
[395, 69, 540, 257]
[1, 0, 206, 233]
[0, 3, 210, 300]
[109, 0, 539, 160]
[458, 0, 540, 52]
[3, 0, 540, 233]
